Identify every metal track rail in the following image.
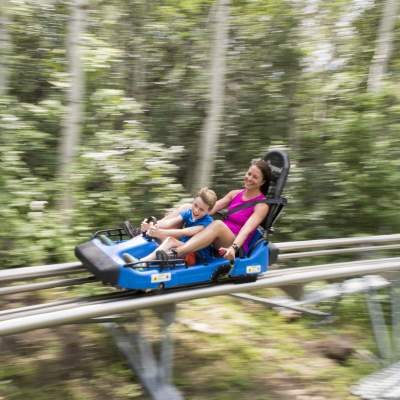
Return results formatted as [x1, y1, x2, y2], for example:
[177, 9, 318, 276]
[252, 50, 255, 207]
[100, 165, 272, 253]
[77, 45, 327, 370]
[0, 290, 139, 321]
[0, 261, 83, 283]
[0, 257, 400, 336]
[0, 276, 97, 296]
[276, 234, 400, 252]
[268, 257, 400, 277]
[280, 244, 400, 260]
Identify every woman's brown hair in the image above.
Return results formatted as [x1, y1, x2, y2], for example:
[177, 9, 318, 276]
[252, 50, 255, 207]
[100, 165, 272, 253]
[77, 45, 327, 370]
[252, 159, 272, 195]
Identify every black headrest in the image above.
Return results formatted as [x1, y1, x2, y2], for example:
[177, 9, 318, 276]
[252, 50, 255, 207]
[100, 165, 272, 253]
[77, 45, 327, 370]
[263, 149, 290, 198]
[261, 149, 290, 232]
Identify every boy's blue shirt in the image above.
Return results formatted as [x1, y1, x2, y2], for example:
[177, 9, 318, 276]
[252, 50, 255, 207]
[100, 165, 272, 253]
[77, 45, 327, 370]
[179, 208, 214, 260]
[179, 208, 213, 229]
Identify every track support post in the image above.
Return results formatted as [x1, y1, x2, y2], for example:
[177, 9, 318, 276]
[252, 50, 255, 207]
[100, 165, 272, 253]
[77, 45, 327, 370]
[105, 304, 183, 400]
[365, 286, 392, 363]
[391, 280, 400, 361]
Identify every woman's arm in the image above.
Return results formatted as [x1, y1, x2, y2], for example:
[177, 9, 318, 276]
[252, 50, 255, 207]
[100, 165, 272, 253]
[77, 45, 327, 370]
[222, 203, 269, 260]
[233, 203, 269, 247]
[148, 225, 205, 240]
[209, 190, 240, 215]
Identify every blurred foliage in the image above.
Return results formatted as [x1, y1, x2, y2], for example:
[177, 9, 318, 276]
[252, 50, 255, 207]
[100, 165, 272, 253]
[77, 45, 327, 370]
[72, 89, 184, 232]
[285, 90, 400, 241]
[0, 0, 400, 267]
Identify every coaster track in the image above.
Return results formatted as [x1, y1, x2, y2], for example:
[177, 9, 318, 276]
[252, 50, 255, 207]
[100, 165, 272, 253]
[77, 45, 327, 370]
[0, 234, 399, 336]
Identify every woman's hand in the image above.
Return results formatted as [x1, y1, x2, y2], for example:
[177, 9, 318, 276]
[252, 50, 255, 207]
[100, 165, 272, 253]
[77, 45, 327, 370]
[218, 246, 236, 260]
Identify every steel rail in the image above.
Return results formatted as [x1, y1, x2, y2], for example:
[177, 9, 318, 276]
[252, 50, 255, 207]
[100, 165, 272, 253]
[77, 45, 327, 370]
[0, 276, 97, 296]
[0, 258, 400, 336]
[0, 261, 83, 283]
[267, 256, 400, 277]
[276, 234, 400, 252]
[1, 234, 399, 284]
[0, 290, 138, 321]
[279, 244, 400, 260]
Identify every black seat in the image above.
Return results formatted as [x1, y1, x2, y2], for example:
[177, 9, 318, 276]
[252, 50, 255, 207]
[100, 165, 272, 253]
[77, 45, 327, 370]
[238, 149, 290, 259]
[261, 149, 290, 235]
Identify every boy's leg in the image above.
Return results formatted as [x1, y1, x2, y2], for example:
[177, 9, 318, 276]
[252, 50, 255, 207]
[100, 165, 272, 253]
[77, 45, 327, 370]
[158, 237, 183, 252]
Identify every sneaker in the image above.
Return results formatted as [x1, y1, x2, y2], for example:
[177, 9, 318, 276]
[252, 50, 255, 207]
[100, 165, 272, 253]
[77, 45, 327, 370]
[123, 220, 141, 238]
[156, 248, 178, 262]
[122, 253, 146, 270]
[122, 253, 137, 263]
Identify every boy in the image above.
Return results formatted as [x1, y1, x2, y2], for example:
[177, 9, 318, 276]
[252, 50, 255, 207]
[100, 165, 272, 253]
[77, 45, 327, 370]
[139, 187, 217, 264]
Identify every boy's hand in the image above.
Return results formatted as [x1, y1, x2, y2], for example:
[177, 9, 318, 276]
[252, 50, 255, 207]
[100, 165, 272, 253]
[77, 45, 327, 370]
[147, 223, 161, 238]
[141, 219, 151, 233]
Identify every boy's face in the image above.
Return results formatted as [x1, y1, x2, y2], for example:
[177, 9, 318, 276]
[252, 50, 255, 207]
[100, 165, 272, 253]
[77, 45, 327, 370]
[191, 196, 210, 219]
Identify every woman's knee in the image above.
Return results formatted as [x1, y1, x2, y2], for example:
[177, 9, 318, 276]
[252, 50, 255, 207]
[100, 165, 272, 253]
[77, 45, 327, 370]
[210, 220, 226, 232]
[209, 220, 234, 245]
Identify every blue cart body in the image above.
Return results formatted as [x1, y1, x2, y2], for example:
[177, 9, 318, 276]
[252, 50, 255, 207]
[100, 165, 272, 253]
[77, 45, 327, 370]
[76, 231, 270, 290]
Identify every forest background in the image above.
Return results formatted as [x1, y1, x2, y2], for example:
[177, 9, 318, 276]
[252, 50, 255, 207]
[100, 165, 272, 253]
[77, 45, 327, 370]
[2, 1, 400, 399]
[1, 0, 400, 269]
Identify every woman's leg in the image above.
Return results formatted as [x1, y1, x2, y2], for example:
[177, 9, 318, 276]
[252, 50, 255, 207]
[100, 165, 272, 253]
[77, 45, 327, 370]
[141, 237, 184, 262]
[175, 220, 234, 256]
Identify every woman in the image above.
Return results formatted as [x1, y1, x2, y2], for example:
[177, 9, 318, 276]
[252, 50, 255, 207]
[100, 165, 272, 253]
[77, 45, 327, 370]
[161, 159, 271, 261]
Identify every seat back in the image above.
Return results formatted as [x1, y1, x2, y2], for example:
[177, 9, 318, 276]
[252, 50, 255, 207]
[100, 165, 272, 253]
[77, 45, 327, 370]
[261, 149, 290, 233]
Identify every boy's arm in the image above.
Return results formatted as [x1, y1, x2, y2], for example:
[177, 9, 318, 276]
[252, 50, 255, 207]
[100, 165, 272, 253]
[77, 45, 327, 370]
[157, 203, 191, 224]
[142, 214, 183, 232]
[156, 215, 183, 229]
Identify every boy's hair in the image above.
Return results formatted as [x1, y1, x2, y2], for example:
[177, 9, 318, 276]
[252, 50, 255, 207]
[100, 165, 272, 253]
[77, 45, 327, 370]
[197, 187, 217, 210]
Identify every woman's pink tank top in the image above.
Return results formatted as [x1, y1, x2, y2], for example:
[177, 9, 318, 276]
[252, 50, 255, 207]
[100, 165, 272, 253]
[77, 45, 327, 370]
[224, 190, 266, 252]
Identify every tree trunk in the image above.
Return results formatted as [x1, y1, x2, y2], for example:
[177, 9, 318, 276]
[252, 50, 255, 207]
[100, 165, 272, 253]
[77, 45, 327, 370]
[193, 0, 230, 191]
[58, 0, 86, 219]
[124, 0, 147, 104]
[287, 83, 298, 154]
[0, 0, 11, 97]
[367, 0, 399, 93]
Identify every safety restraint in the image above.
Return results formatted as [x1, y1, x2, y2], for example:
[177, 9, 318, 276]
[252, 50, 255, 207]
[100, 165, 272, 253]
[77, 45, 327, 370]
[218, 197, 287, 219]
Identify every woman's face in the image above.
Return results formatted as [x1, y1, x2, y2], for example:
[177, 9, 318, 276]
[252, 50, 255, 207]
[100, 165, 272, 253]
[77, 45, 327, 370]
[244, 165, 265, 190]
